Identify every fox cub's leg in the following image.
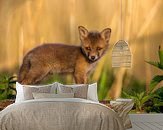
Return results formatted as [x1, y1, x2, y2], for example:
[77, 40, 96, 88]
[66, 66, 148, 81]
[21, 65, 49, 85]
[74, 73, 87, 84]
[74, 71, 87, 84]
[74, 57, 89, 84]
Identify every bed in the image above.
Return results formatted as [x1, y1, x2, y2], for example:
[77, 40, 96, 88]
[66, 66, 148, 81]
[0, 82, 133, 130]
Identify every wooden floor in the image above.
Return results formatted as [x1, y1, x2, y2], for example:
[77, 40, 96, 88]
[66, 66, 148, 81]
[128, 114, 163, 130]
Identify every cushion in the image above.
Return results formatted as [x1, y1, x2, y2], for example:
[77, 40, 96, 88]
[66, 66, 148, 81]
[23, 86, 51, 100]
[32, 93, 74, 99]
[57, 82, 98, 101]
[15, 82, 57, 103]
[87, 83, 98, 102]
[57, 84, 88, 99]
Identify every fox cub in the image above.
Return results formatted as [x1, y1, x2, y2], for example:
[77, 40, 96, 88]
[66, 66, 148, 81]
[18, 26, 111, 84]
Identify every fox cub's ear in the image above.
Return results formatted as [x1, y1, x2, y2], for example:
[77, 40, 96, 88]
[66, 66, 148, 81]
[78, 26, 88, 40]
[101, 28, 111, 44]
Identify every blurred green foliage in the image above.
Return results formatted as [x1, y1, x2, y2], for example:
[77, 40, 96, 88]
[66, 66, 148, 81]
[122, 89, 163, 113]
[95, 64, 114, 100]
[41, 74, 66, 84]
[0, 74, 17, 100]
[122, 46, 163, 113]
[146, 45, 163, 92]
[122, 74, 146, 95]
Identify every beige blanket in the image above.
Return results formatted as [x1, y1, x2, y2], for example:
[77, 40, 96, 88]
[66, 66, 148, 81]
[0, 98, 125, 130]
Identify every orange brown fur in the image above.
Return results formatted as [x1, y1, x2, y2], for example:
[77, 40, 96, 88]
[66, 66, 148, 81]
[18, 26, 111, 84]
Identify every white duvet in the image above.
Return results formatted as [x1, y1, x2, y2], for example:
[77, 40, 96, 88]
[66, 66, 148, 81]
[0, 98, 126, 130]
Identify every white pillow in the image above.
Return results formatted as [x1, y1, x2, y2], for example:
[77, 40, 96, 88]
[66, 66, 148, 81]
[56, 82, 98, 102]
[15, 82, 57, 103]
[15, 82, 24, 103]
[87, 83, 98, 102]
[57, 84, 88, 99]
[32, 93, 74, 99]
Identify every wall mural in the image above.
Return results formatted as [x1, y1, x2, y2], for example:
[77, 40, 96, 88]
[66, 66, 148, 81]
[0, 0, 163, 115]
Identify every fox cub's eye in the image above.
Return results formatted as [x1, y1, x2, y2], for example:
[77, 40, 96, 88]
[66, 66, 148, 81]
[97, 47, 102, 51]
[86, 47, 91, 51]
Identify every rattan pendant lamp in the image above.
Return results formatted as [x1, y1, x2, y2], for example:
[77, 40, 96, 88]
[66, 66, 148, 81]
[112, 0, 132, 68]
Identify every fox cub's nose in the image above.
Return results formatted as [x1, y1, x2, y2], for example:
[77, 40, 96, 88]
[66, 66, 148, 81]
[91, 56, 95, 60]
